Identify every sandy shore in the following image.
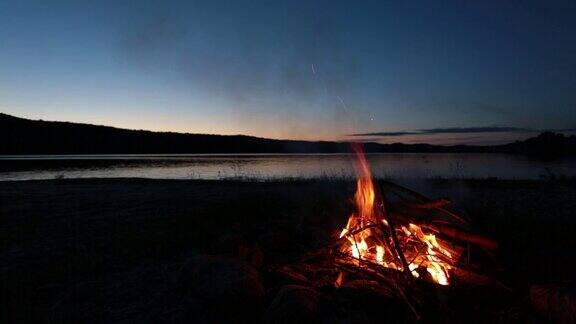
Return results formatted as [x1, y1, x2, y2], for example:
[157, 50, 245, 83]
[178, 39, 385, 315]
[1, 178, 575, 322]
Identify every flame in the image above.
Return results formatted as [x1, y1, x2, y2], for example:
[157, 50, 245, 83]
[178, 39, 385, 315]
[338, 144, 455, 286]
[408, 223, 452, 285]
[375, 245, 385, 264]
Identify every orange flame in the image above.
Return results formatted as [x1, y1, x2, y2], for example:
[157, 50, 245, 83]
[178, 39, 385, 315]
[349, 143, 378, 230]
[338, 143, 454, 285]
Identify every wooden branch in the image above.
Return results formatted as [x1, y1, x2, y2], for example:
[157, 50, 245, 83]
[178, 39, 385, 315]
[431, 224, 498, 250]
[389, 210, 498, 251]
[380, 180, 469, 224]
[379, 184, 412, 277]
[403, 197, 452, 209]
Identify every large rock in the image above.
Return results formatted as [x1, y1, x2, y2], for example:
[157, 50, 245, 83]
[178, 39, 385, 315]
[176, 255, 264, 322]
[530, 283, 576, 323]
[264, 285, 327, 323]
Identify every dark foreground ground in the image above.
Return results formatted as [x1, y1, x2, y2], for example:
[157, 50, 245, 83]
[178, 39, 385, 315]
[1, 178, 575, 323]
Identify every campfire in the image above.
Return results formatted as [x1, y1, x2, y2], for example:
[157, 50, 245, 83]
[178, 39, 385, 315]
[278, 143, 498, 319]
[336, 143, 458, 286]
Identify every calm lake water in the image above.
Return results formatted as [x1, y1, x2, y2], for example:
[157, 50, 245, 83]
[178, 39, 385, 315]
[1, 153, 575, 181]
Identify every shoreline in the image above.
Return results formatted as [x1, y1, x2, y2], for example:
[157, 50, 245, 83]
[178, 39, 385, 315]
[2, 176, 576, 184]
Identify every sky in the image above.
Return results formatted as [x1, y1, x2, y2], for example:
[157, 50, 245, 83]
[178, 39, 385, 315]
[1, 0, 575, 145]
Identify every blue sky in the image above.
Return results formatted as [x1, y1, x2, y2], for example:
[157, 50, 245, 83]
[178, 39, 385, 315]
[1, 0, 575, 144]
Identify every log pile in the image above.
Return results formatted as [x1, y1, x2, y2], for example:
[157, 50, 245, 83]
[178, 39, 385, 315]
[276, 180, 500, 320]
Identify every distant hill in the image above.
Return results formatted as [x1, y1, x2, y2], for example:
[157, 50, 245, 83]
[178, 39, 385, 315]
[1, 113, 575, 155]
[497, 131, 576, 156]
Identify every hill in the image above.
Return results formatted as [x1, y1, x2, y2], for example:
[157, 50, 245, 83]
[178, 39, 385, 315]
[1, 113, 574, 155]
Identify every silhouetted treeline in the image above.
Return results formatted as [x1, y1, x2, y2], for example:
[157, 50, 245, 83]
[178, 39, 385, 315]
[1, 113, 575, 155]
[496, 132, 576, 157]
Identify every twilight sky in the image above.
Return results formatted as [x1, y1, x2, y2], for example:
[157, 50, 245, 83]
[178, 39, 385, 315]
[1, 0, 575, 145]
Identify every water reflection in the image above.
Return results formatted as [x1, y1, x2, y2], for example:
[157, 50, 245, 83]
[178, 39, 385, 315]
[1, 154, 575, 181]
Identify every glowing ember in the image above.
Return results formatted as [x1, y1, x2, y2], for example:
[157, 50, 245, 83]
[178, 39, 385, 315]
[338, 144, 455, 286]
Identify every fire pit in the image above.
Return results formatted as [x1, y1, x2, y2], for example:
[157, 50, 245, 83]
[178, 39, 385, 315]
[277, 144, 499, 319]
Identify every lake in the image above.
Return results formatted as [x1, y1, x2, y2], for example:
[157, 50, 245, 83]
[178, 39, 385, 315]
[1, 153, 575, 181]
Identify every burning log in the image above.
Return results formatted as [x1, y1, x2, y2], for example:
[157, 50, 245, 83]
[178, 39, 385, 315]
[380, 193, 412, 277]
[429, 224, 498, 251]
[388, 210, 498, 250]
[381, 180, 469, 224]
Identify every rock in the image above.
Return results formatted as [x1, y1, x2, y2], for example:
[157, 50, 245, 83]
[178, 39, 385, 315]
[176, 255, 264, 322]
[264, 285, 326, 323]
[530, 283, 576, 324]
